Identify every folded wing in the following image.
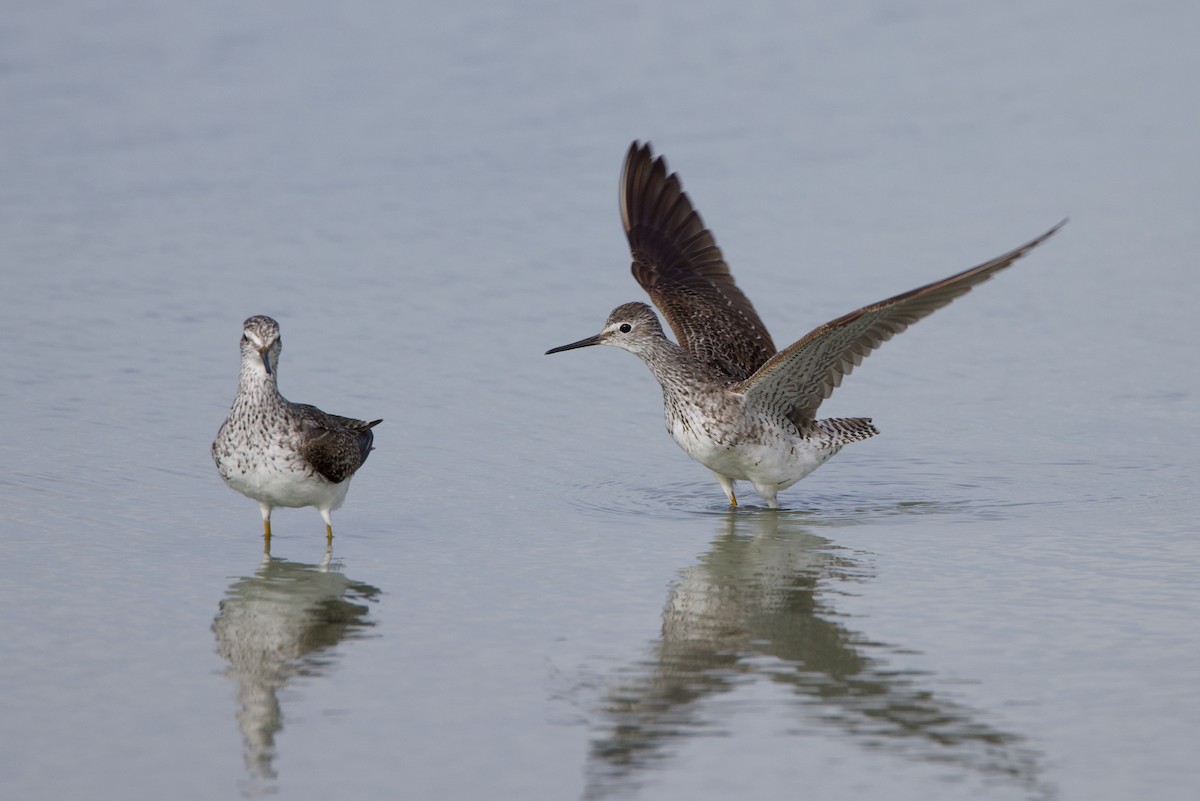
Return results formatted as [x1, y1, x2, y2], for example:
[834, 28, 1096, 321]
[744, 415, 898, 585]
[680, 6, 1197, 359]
[297, 407, 382, 483]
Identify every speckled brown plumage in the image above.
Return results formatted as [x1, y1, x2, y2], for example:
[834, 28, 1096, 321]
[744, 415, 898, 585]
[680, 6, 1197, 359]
[213, 315, 381, 540]
[622, 141, 776, 380]
[547, 141, 1064, 508]
[736, 222, 1065, 430]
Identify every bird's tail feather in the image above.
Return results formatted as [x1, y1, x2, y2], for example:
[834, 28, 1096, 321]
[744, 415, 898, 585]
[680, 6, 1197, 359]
[812, 417, 879, 445]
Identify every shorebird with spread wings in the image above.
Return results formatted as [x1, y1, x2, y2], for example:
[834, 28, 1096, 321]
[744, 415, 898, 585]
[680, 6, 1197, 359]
[548, 141, 1063, 508]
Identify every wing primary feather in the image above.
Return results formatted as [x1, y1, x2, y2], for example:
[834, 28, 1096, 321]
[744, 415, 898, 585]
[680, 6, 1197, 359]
[620, 141, 777, 379]
[736, 220, 1065, 423]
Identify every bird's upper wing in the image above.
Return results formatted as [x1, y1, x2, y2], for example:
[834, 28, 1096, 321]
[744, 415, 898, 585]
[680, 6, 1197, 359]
[733, 221, 1065, 424]
[621, 141, 776, 380]
[296, 407, 381, 483]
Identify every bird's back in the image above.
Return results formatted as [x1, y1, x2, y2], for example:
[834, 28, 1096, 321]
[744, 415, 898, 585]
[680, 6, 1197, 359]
[293, 405, 381, 483]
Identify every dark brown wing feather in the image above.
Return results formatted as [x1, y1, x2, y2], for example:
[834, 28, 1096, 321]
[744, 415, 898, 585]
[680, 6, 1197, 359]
[621, 141, 776, 380]
[735, 221, 1065, 424]
[296, 406, 382, 483]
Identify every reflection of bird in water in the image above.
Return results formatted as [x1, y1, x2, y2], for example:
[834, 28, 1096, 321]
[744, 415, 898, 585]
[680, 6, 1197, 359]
[212, 552, 379, 785]
[584, 512, 1049, 800]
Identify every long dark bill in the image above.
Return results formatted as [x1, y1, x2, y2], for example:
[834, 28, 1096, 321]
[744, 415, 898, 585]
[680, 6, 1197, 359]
[545, 334, 604, 355]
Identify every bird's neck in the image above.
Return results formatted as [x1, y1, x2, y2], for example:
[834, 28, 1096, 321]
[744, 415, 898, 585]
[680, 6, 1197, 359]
[236, 359, 282, 404]
[634, 336, 726, 399]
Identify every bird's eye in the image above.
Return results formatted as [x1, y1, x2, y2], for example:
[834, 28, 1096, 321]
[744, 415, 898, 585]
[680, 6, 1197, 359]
[619, 323, 632, 333]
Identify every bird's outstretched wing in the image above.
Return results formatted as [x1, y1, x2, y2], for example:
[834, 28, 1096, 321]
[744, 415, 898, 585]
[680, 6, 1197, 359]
[297, 407, 382, 483]
[734, 221, 1065, 425]
[621, 141, 776, 380]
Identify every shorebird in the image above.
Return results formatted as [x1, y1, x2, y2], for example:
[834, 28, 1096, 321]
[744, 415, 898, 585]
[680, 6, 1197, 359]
[547, 141, 1063, 508]
[213, 315, 381, 542]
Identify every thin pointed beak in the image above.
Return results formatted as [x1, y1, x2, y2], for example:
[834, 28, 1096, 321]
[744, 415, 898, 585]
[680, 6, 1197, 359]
[546, 333, 604, 355]
[259, 349, 272, 375]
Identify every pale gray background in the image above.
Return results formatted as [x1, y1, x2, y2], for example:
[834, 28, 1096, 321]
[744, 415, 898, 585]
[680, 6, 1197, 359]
[2, 1, 1197, 799]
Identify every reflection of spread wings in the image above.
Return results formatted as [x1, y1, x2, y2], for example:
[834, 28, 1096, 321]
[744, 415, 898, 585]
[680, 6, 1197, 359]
[735, 221, 1065, 425]
[621, 141, 776, 380]
[296, 406, 381, 483]
[584, 515, 1048, 800]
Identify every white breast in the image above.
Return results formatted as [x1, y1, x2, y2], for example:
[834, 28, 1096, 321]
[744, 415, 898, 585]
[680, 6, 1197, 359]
[668, 407, 837, 491]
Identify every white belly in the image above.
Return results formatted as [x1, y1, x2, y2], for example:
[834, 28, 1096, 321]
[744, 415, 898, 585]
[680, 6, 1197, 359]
[216, 438, 348, 512]
[669, 415, 840, 493]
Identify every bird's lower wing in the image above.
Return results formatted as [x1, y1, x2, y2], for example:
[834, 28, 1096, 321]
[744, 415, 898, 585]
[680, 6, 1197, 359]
[296, 406, 379, 482]
[733, 221, 1065, 424]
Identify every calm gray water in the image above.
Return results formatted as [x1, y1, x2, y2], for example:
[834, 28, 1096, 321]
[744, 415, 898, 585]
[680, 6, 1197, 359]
[2, 1, 1198, 799]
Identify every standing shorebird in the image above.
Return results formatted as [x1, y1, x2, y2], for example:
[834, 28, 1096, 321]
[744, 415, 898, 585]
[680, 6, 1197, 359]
[213, 315, 381, 543]
[547, 142, 1063, 508]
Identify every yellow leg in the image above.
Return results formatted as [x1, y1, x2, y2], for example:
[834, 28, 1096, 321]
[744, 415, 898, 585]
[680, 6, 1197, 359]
[714, 473, 738, 507]
[259, 503, 274, 539]
[321, 508, 335, 544]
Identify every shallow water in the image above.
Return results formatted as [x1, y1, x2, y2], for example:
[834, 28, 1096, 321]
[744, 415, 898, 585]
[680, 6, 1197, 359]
[2, 1, 1199, 800]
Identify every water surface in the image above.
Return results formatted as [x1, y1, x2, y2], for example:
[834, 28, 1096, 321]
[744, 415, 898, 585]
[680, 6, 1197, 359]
[2, 1, 1198, 800]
